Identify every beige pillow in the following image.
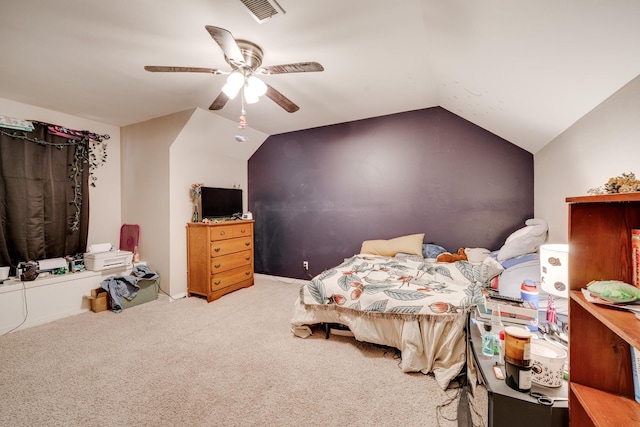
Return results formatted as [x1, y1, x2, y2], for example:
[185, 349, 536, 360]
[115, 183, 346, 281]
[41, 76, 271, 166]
[360, 234, 424, 256]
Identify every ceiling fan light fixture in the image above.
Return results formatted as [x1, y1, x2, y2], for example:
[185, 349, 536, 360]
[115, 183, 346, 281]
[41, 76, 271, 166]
[222, 71, 244, 99]
[246, 75, 267, 97]
[244, 86, 260, 104]
[221, 82, 241, 99]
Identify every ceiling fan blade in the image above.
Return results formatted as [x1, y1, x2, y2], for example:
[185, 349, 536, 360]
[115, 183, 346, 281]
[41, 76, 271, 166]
[205, 25, 245, 67]
[144, 65, 222, 74]
[258, 62, 324, 75]
[265, 84, 299, 113]
[209, 92, 230, 110]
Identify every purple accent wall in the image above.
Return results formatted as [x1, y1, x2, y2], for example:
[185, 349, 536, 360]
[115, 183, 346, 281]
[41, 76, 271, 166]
[248, 107, 533, 278]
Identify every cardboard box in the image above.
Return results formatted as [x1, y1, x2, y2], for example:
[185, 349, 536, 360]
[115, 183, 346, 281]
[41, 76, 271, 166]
[88, 288, 108, 313]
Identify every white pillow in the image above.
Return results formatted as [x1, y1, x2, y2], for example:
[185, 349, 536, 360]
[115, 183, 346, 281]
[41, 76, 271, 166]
[497, 218, 548, 261]
[465, 247, 490, 264]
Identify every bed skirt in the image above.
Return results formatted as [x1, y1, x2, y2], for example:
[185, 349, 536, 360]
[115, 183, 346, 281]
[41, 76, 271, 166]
[291, 297, 467, 390]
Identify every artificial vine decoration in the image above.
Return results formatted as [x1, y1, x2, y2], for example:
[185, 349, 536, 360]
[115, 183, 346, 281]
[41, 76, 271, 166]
[0, 123, 110, 232]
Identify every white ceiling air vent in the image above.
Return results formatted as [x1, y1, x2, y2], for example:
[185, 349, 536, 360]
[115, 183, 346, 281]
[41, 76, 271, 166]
[240, 0, 286, 23]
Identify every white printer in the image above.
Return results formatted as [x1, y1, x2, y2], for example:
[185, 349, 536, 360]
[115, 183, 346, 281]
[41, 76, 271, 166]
[84, 243, 133, 271]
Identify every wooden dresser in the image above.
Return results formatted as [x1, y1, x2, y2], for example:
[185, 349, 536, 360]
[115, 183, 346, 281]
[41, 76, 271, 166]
[186, 220, 254, 302]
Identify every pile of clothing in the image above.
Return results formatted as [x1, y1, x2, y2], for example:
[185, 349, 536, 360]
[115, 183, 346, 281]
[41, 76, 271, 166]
[100, 265, 159, 313]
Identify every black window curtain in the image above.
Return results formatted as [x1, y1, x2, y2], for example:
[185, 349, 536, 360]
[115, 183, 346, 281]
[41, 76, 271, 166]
[0, 123, 89, 272]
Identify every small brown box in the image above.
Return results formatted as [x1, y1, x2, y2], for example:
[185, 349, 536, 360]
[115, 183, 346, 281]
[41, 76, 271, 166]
[89, 288, 108, 313]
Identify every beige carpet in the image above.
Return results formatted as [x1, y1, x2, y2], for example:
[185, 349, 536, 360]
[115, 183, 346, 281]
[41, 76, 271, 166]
[0, 275, 487, 426]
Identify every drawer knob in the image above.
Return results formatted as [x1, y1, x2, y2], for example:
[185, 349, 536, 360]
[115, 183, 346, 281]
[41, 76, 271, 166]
[240, 229, 246, 233]
[245, 271, 251, 276]
[214, 280, 221, 285]
[244, 242, 250, 246]
[245, 256, 250, 261]
[219, 231, 226, 236]
[214, 263, 221, 268]
[214, 247, 221, 252]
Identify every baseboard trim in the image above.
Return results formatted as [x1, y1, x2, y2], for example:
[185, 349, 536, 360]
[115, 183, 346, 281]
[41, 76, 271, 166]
[255, 273, 308, 285]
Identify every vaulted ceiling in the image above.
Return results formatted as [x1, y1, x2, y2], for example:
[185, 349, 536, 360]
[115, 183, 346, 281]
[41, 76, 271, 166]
[1, 0, 639, 153]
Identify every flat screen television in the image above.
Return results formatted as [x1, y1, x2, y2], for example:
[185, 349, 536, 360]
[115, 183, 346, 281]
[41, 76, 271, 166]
[200, 187, 243, 219]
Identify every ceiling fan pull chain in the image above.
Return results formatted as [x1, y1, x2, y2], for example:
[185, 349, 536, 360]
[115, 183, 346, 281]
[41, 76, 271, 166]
[239, 92, 247, 129]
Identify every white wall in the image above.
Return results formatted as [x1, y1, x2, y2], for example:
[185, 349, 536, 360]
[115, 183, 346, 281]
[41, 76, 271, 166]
[123, 107, 268, 297]
[535, 75, 640, 243]
[0, 97, 121, 248]
[121, 109, 193, 297]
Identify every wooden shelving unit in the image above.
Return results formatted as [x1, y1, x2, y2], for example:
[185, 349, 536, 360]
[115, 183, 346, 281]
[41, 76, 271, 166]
[567, 194, 640, 426]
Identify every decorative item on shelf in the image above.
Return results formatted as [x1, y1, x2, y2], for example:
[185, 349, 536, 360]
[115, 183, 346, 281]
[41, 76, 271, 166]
[588, 172, 640, 195]
[190, 182, 203, 202]
[190, 183, 203, 222]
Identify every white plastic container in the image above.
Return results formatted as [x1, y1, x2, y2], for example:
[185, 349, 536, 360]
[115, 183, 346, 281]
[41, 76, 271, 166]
[530, 339, 567, 387]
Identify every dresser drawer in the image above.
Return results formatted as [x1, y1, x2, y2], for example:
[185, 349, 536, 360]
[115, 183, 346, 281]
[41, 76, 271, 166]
[211, 250, 252, 273]
[231, 224, 252, 238]
[210, 236, 252, 255]
[210, 223, 253, 241]
[209, 224, 236, 241]
[211, 265, 253, 291]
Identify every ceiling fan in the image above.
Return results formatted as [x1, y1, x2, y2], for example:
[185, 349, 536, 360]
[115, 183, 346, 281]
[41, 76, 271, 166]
[144, 25, 324, 113]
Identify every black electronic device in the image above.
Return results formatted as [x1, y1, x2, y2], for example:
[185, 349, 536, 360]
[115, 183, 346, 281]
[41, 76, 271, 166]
[200, 186, 243, 219]
[487, 293, 525, 304]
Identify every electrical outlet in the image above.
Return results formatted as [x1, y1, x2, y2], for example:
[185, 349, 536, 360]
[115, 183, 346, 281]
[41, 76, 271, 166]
[303, 260, 309, 271]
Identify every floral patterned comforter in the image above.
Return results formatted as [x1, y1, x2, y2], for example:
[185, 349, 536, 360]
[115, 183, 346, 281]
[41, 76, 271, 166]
[299, 254, 484, 319]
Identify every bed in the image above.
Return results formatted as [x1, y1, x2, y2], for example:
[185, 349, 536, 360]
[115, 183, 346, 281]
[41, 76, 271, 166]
[291, 253, 503, 389]
[291, 221, 549, 390]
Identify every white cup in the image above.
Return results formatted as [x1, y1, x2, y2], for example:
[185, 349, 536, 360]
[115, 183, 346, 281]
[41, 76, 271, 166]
[0, 266, 10, 281]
